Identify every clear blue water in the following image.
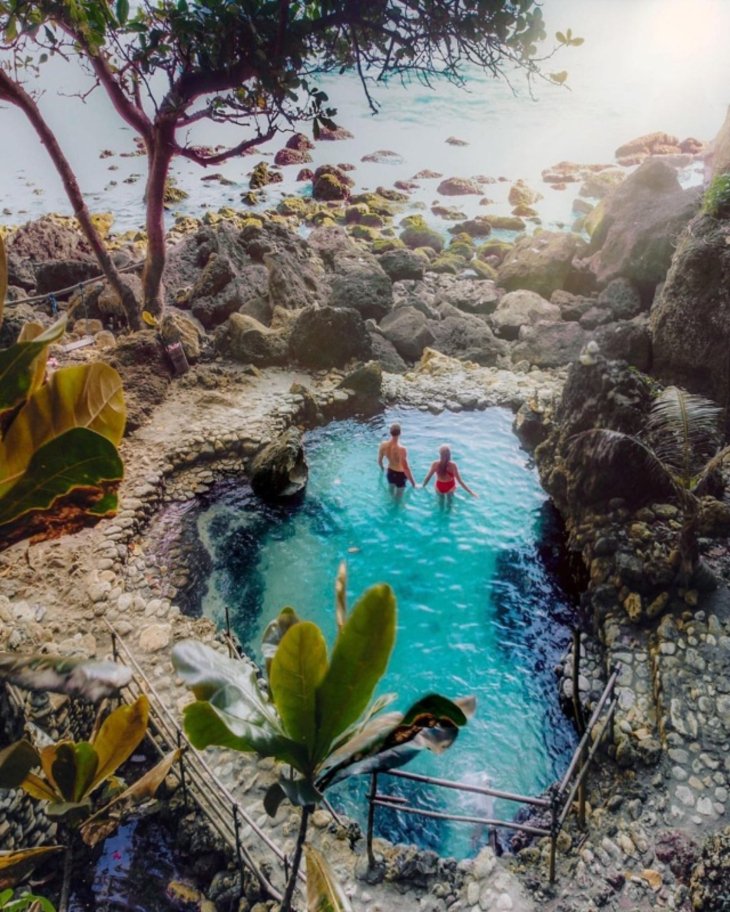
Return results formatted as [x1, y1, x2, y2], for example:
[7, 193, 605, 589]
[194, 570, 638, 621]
[196, 407, 576, 857]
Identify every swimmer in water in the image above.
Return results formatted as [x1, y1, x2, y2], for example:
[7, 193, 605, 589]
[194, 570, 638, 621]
[377, 423, 417, 498]
[422, 445, 476, 498]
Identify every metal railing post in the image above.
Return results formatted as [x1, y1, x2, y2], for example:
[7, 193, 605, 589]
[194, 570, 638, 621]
[177, 729, 188, 807]
[548, 790, 560, 884]
[233, 804, 244, 892]
[111, 631, 119, 663]
[578, 741, 588, 829]
[367, 772, 378, 867]
[225, 604, 232, 657]
[572, 627, 585, 734]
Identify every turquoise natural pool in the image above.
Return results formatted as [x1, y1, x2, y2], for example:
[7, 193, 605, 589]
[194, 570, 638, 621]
[194, 407, 576, 857]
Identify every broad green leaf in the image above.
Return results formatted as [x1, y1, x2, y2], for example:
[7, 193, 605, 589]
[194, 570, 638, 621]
[314, 584, 396, 759]
[49, 742, 91, 803]
[0, 362, 125, 498]
[270, 621, 327, 753]
[261, 607, 301, 678]
[0, 654, 132, 701]
[263, 781, 287, 817]
[400, 693, 472, 728]
[90, 696, 149, 792]
[20, 773, 59, 803]
[0, 847, 63, 890]
[305, 845, 353, 912]
[116, 0, 129, 24]
[0, 741, 38, 789]
[182, 700, 307, 769]
[17, 323, 49, 398]
[172, 640, 282, 729]
[0, 317, 66, 417]
[0, 427, 123, 528]
[80, 749, 181, 847]
[278, 774, 322, 808]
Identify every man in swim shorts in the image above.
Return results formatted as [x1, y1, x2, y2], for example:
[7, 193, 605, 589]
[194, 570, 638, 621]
[377, 423, 417, 497]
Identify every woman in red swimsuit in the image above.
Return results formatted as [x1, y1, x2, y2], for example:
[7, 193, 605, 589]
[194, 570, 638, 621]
[422, 445, 477, 498]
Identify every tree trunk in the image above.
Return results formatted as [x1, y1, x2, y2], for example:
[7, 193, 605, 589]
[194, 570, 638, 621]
[280, 804, 311, 912]
[0, 72, 141, 330]
[142, 123, 175, 314]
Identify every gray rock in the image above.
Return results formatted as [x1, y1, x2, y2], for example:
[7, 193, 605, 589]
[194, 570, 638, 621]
[512, 320, 589, 368]
[289, 306, 372, 368]
[249, 427, 308, 499]
[378, 248, 428, 282]
[379, 306, 435, 361]
[496, 231, 588, 298]
[328, 252, 393, 320]
[491, 289, 560, 340]
[369, 331, 408, 373]
[217, 313, 287, 366]
[430, 305, 507, 366]
[597, 277, 644, 320]
[593, 316, 652, 371]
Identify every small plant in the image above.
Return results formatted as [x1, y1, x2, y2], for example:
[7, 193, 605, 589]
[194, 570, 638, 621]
[173, 566, 474, 912]
[702, 173, 730, 219]
[0, 888, 55, 912]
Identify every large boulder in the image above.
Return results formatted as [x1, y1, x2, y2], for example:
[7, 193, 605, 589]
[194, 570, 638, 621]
[337, 361, 383, 405]
[312, 165, 353, 201]
[216, 313, 287, 366]
[328, 253, 393, 321]
[369, 331, 408, 373]
[512, 321, 589, 368]
[651, 214, 730, 423]
[379, 306, 435, 362]
[35, 259, 99, 295]
[496, 231, 588, 298]
[594, 316, 652, 371]
[190, 263, 270, 330]
[159, 309, 203, 363]
[289, 306, 372, 369]
[249, 428, 308, 500]
[377, 248, 427, 282]
[5, 215, 94, 262]
[595, 277, 644, 320]
[96, 274, 144, 320]
[491, 289, 560, 341]
[429, 305, 507, 366]
[586, 159, 701, 296]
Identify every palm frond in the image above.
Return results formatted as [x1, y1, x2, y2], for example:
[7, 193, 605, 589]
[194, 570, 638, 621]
[693, 444, 730, 497]
[645, 387, 722, 488]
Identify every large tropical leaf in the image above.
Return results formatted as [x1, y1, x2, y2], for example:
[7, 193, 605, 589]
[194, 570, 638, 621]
[693, 444, 730, 497]
[0, 741, 38, 789]
[0, 847, 63, 890]
[270, 621, 327, 754]
[79, 748, 181, 847]
[314, 584, 396, 759]
[90, 696, 149, 792]
[17, 323, 51, 399]
[0, 427, 123, 529]
[181, 700, 307, 769]
[261, 607, 301, 678]
[0, 317, 66, 418]
[0, 362, 125, 499]
[48, 741, 98, 803]
[305, 845, 353, 912]
[0, 654, 132, 701]
[646, 386, 722, 488]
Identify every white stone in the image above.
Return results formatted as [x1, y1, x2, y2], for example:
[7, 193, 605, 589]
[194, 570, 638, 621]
[138, 623, 172, 652]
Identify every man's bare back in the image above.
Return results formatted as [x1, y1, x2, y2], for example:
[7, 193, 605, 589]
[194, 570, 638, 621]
[377, 423, 416, 495]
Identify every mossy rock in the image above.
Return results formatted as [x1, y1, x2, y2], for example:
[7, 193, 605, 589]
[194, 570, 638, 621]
[447, 240, 474, 259]
[400, 214, 428, 230]
[90, 212, 115, 236]
[250, 162, 283, 189]
[401, 222, 444, 252]
[277, 196, 309, 217]
[309, 209, 339, 227]
[349, 224, 380, 241]
[371, 237, 405, 254]
[350, 193, 399, 218]
[239, 216, 265, 231]
[584, 200, 605, 238]
[470, 259, 498, 280]
[360, 212, 388, 228]
[428, 253, 467, 274]
[345, 203, 371, 223]
[477, 239, 513, 260]
[414, 245, 438, 261]
[482, 214, 526, 232]
[164, 181, 189, 204]
[241, 190, 262, 206]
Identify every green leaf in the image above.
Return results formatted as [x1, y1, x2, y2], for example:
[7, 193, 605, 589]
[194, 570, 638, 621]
[0, 427, 123, 529]
[555, 30, 566, 43]
[314, 584, 396, 760]
[0, 361, 125, 500]
[549, 71, 568, 85]
[0, 741, 38, 789]
[90, 696, 149, 793]
[305, 845, 353, 912]
[270, 621, 327, 754]
[116, 0, 129, 24]
[278, 774, 322, 809]
[263, 781, 287, 817]
[0, 317, 66, 418]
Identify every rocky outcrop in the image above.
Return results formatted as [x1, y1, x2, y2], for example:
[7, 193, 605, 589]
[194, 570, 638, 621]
[586, 160, 701, 296]
[491, 289, 560, 341]
[216, 313, 287, 366]
[328, 252, 393, 320]
[379, 306, 434, 362]
[312, 165, 353, 201]
[190, 263, 270, 330]
[594, 316, 652, 371]
[429, 305, 507, 366]
[35, 259, 98, 295]
[377, 248, 427, 282]
[288, 306, 371, 368]
[5, 215, 94, 262]
[496, 231, 588, 297]
[110, 331, 172, 433]
[651, 214, 730, 421]
[512, 321, 589, 368]
[249, 428, 308, 500]
[709, 105, 730, 178]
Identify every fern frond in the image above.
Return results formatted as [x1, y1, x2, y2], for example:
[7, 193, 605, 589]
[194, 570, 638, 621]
[645, 387, 722, 488]
[692, 443, 730, 497]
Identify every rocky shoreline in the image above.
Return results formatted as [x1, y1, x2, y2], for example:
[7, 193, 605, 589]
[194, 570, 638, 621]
[3, 116, 730, 911]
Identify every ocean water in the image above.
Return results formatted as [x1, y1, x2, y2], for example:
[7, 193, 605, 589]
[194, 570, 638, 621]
[195, 407, 576, 857]
[1, 0, 729, 233]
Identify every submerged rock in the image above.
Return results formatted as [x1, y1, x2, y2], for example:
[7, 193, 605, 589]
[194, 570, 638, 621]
[249, 427, 308, 500]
